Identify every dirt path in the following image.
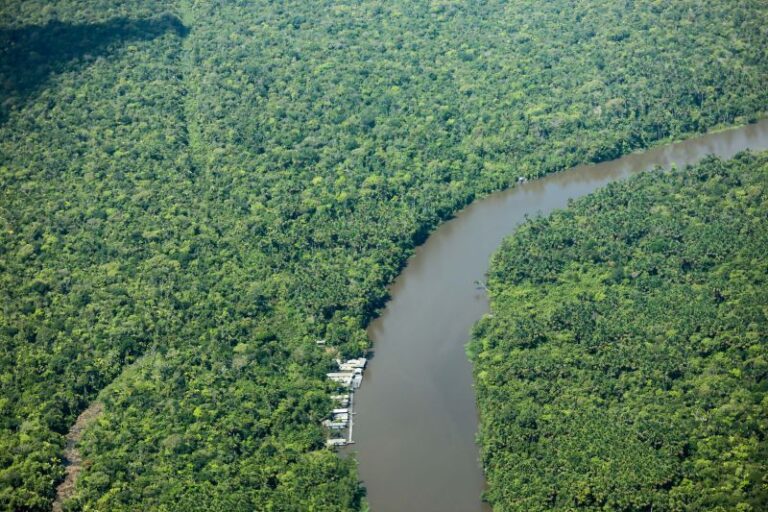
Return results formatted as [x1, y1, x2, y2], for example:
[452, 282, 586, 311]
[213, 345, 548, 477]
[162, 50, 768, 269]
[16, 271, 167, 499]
[52, 402, 103, 512]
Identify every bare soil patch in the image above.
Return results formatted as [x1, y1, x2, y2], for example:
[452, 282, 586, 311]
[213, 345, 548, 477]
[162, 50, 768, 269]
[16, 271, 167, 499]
[52, 402, 103, 512]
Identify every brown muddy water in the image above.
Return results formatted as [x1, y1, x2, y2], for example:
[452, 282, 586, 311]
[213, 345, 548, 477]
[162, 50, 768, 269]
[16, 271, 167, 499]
[349, 119, 768, 512]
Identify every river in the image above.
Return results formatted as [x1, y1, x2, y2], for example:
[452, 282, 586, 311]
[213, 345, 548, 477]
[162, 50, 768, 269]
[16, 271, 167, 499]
[349, 119, 768, 512]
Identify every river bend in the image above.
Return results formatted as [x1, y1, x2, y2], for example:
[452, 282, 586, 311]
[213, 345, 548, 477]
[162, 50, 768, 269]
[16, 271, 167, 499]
[350, 120, 768, 512]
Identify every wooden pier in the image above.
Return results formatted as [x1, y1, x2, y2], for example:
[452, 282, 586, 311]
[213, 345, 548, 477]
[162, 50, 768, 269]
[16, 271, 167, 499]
[347, 390, 354, 444]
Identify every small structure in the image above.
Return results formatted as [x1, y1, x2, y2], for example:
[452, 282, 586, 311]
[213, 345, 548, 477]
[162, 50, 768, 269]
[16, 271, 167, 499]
[326, 372, 354, 387]
[338, 357, 367, 371]
[331, 394, 350, 406]
[322, 419, 348, 430]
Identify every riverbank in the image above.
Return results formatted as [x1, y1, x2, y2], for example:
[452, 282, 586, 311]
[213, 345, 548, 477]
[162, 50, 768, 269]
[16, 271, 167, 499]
[350, 119, 768, 512]
[471, 150, 768, 510]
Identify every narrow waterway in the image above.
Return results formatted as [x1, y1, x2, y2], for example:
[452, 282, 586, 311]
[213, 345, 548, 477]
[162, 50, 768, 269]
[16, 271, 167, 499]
[349, 119, 768, 512]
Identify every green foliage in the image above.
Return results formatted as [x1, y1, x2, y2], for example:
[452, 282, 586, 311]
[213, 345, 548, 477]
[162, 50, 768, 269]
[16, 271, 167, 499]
[1, 0, 767, 510]
[470, 152, 768, 511]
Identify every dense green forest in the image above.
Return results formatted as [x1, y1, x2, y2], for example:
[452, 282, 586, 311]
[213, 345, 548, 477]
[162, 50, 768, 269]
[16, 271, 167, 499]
[1, 0, 767, 510]
[469, 152, 768, 511]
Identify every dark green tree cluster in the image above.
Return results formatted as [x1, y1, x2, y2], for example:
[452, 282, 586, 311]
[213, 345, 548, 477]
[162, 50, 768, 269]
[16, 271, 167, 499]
[469, 152, 768, 511]
[1, 0, 767, 509]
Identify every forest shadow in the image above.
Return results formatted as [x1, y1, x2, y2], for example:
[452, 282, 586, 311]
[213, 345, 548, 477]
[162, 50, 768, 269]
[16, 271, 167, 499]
[0, 13, 189, 124]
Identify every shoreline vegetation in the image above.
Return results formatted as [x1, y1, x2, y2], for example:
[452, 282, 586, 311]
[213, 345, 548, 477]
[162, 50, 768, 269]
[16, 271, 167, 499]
[1, 1, 768, 510]
[470, 151, 768, 511]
